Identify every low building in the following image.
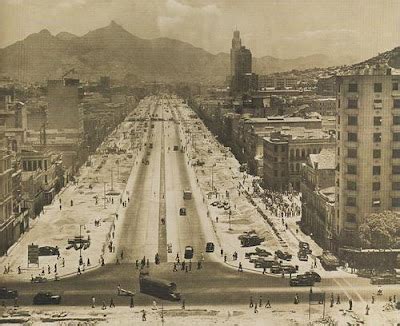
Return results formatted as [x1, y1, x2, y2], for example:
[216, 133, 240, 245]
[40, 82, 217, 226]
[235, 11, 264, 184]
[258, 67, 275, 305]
[263, 128, 335, 191]
[309, 97, 336, 116]
[300, 148, 337, 251]
[316, 76, 336, 96]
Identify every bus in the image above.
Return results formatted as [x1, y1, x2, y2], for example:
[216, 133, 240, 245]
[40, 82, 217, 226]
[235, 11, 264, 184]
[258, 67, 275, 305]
[139, 275, 181, 301]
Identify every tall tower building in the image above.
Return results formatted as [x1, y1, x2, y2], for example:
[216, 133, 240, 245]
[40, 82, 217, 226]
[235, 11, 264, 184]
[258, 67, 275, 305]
[230, 30, 255, 95]
[335, 67, 400, 246]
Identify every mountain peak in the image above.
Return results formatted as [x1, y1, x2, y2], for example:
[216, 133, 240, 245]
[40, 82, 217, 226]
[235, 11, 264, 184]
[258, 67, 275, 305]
[56, 31, 78, 41]
[39, 29, 52, 36]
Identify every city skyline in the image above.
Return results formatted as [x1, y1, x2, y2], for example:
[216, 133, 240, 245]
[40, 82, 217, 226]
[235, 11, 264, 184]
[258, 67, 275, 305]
[1, 0, 400, 61]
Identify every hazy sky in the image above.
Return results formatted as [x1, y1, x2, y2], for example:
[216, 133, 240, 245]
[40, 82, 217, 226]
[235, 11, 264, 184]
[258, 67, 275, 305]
[1, 0, 400, 60]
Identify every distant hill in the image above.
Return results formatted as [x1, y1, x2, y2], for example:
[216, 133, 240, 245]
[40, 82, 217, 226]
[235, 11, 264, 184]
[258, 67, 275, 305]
[0, 21, 358, 83]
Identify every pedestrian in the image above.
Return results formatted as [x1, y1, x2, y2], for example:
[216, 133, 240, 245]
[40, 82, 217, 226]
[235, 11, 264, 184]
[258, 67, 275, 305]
[70, 200, 73, 206]
[259, 296, 262, 307]
[48, 265, 51, 274]
[216, 216, 218, 223]
[182, 299, 185, 310]
[314, 259, 317, 268]
[87, 258, 91, 266]
[54, 264, 57, 273]
[349, 298, 353, 311]
[263, 267, 266, 275]
[365, 304, 370, 315]
[265, 299, 271, 308]
[121, 251, 124, 260]
[130, 296, 134, 308]
[146, 259, 149, 268]
[110, 298, 115, 308]
[330, 294, 334, 307]
[142, 310, 146, 321]
[77, 266, 81, 275]
[102, 301, 107, 310]
[117, 284, 121, 295]
[249, 296, 254, 308]
[18, 266, 21, 274]
[173, 263, 177, 272]
[224, 254, 227, 263]
[62, 258, 65, 267]
[91, 296, 96, 308]
[189, 261, 192, 271]
[136, 260, 139, 269]
[294, 294, 299, 304]
[238, 262, 243, 272]
[59, 204, 62, 210]
[372, 295, 375, 304]
[185, 265, 188, 273]
[254, 303, 258, 313]
[336, 294, 341, 304]
[220, 249, 223, 257]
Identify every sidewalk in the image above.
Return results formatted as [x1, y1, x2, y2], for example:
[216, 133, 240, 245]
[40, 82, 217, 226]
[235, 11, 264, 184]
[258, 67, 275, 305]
[176, 103, 344, 278]
[0, 99, 151, 282]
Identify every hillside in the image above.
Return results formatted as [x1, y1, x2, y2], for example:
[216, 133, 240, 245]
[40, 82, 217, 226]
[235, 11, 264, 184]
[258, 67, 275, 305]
[0, 21, 357, 83]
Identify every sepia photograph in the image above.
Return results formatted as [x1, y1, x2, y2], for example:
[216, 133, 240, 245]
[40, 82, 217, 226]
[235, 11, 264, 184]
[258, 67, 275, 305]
[0, 0, 400, 325]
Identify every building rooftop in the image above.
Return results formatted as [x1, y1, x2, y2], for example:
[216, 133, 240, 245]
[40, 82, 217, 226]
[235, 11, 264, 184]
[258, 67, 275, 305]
[309, 148, 336, 170]
[264, 128, 333, 143]
[319, 186, 335, 204]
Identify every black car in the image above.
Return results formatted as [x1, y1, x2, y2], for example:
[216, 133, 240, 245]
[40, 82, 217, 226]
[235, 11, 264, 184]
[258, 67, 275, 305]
[290, 276, 315, 287]
[299, 242, 312, 254]
[33, 292, 61, 305]
[205, 242, 215, 253]
[0, 287, 18, 299]
[275, 250, 292, 261]
[303, 271, 321, 282]
[179, 208, 186, 216]
[184, 246, 194, 259]
[39, 246, 60, 256]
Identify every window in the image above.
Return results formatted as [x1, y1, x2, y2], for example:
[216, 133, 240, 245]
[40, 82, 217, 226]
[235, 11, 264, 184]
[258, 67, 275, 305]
[348, 164, 357, 174]
[337, 132, 340, 140]
[393, 165, 400, 174]
[337, 147, 340, 156]
[373, 149, 381, 159]
[348, 99, 358, 109]
[393, 82, 399, 91]
[373, 117, 382, 126]
[373, 166, 381, 175]
[274, 145, 278, 152]
[348, 116, 358, 125]
[394, 133, 400, 141]
[372, 182, 381, 191]
[348, 133, 357, 142]
[372, 199, 381, 207]
[346, 196, 356, 207]
[393, 149, 400, 158]
[348, 83, 358, 92]
[338, 99, 341, 109]
[394, 99, 400, 108]
[347, 181, 357, 191]
[393, 182, 400, 190]
[374, 83, 382, 93]
[374, 99, 382, 104]
[392, 198, 400, 207]
[346, 213, 356, 223]
[394, 116, 400, 125]
[348, 148, 357, 158]
[373, 133, 381, 142]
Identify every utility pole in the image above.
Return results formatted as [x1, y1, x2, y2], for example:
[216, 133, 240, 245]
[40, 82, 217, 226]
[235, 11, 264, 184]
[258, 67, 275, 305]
[103, 182, 106, 209]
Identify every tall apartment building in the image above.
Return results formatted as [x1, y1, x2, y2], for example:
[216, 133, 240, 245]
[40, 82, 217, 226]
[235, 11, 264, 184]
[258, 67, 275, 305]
[336, 70, 400, 246]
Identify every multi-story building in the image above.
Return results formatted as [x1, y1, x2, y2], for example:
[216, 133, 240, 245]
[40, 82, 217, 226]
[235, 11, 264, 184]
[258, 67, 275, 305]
[258, 75, 298, 90]
[263, 128, 335, 191]
[317, 76, 336, 96]
[300, 148, 336, 251]
[0, 149, 14, 255]
[230, 31, 256, 95]
[335, 68, 400, 246]
[309, 98, 336, 116]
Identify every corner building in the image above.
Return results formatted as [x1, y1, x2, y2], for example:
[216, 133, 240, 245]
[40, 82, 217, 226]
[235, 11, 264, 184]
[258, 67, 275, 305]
[336, 71, 400, 246]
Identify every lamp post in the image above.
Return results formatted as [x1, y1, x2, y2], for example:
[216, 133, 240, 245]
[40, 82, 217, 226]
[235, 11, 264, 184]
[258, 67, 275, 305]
[79, 224, 84, 265]
[103, 182, 107, 209]
[228, 209, 232, 231]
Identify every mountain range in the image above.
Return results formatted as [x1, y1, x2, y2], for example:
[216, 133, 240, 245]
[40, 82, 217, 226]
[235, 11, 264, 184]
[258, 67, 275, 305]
[0, 21, 357, 83]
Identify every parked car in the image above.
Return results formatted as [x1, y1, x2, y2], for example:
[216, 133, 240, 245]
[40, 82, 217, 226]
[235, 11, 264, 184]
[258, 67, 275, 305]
[282, 265, 297, 274]
[303, 271, 321, 282]
[275, 250, 292, 261]
[39, 246, 60, 256]
[254, 258, 276, 269]
[179, 208, 186, 216]
[270, 264, 283, 274]
[205, 242, 215, 253]
[184, 246, 194, 259]
[211, 201, 219, 207]
[241, 235, 264, 247]
[290, 276, 315, 287]
[33, 292, 61, 305]
[31, 276, 48, 283]
[299, 242, 312, 254]
[0, 287, 18, 299]
[297, 251, 308, 261]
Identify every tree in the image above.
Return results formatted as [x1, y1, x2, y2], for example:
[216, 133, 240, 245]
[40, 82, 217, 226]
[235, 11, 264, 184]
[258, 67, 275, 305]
[359, 211, 400, 249]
